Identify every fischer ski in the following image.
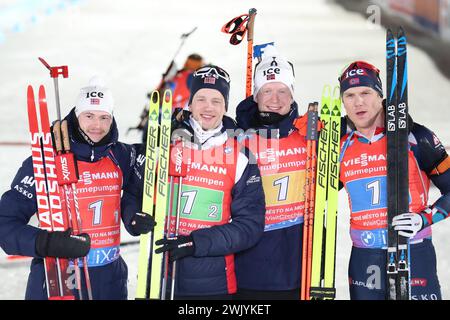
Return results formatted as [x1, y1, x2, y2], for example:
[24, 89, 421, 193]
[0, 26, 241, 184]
[386, 27, 410, 300]
[135, 90, 173, 299]
[27, 85, 74, 300]
[150, 90, 173, 299]
[136, 91, 160, 299]
[309, 85, 341, 300]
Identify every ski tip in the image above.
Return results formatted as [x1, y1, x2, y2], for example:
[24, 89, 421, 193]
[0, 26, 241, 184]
[150, 90, 159, 104]
[38, 85, 47, 101]
[163, 89, 172, 103]
[332, 85, 341, 98]
[321, 84, 332, 96]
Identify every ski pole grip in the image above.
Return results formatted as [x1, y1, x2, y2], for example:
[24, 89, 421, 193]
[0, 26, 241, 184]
[306, 102, 319, 141]
[61, 120, 71, 152]
[52, 120, 63, 153]
[247, 8, 257, 41]
[55, 120, 79, 185]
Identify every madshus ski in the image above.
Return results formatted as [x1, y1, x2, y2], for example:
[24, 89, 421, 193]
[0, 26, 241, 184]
[307, 85, 341, 300]
[386, 27, 410, 300]
[27, 85, 74, 300]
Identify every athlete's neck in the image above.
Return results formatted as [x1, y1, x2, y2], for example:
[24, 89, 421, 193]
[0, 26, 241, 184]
[355, 110, 385, 140]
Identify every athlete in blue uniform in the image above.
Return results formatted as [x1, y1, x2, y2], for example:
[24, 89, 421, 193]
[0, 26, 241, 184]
[149, 65, 266, 299]
[233, 45, 306, 300]
[0, 78, 154, 299]
[338, 61, 450, 300]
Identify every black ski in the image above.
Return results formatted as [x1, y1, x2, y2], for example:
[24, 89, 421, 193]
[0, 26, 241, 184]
[386, 27, 410, 300]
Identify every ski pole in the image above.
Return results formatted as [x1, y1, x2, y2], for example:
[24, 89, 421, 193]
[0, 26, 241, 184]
[39, 57, 93, 300]
[161, 175, 175, 300]
[127, 27, 197, 134]
[245, 8, 257, 97]
[168, 140, 188, 300]
[52, 121, 84, 300]
[38, 57, 68, 121]
[300, 102, 319, 300]
[60, 120, 93, 300]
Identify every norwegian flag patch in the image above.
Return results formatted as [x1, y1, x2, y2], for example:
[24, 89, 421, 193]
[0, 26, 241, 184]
[266, 74, 275, 80]
[433, 134, 441, 147]
[349, 78, 360, 85]
[204, 76, 216, 84]
[90, 98, 100, 105]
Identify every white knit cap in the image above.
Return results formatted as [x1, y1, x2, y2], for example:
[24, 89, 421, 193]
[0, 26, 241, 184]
[253, 45, 295, 101]
[75, 76, 114, 117]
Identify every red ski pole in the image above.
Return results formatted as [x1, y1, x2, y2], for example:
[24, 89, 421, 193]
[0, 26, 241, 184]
[297, 102, 319, 300]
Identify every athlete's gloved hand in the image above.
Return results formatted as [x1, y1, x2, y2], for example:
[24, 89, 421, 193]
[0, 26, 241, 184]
[171, 109, 194, 142]
[35, 228, 90, 258]
[131, 212, 156, 235]
[392, 212, 424, 238]
[293, 112, 324, 136]
[155, 235, 195, 262]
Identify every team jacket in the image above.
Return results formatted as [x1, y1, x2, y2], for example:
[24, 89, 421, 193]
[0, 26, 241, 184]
[234, 96, 306, 291]
[135, 115, 265, 296]
[0, 108, 142, 299]
[340, 117, 450, 249]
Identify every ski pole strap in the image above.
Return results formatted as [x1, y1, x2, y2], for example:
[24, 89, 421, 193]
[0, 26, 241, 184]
[309, 287, 336, 300]
[221, 13, 249, 45]
[169, 142, 187, 177]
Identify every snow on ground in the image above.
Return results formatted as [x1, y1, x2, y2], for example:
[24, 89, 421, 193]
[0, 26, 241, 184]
[0, 0, 448, 300]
